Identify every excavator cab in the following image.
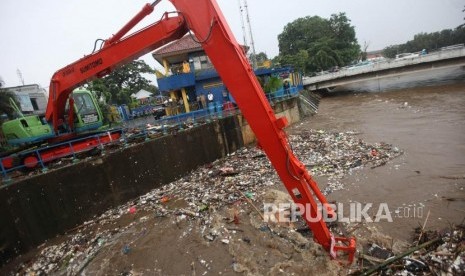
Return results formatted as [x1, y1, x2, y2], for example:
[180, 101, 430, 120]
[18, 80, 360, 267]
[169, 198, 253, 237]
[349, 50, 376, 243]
[2, 90, 103, 146]
[66, 90, 104, 133]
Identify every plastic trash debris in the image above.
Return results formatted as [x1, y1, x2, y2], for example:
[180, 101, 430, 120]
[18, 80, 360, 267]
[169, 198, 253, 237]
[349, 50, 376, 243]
[122, 245, 131, 254]
[404, 257, 428, 273]
[160, 196, 170, 203]
[205, 234, 215, 241]
[259, 225, 271, 233]
[244, 191, 254, 199]
[97, 238, 105, 247]
[367, 243, 393, 260]
[199, 204, 209, 212]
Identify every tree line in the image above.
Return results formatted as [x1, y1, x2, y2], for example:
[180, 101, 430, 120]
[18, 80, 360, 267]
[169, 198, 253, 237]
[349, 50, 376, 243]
[85, 60, 159, 107]
[267, 6, 464, 74]
[382, 28, 465, 58]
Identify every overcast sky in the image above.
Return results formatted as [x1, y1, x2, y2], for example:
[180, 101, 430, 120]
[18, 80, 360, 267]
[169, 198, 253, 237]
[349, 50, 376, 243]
[1, 0, 463, 89]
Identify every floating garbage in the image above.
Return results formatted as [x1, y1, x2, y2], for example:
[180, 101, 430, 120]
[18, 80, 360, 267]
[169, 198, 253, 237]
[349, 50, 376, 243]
[358, 224, 465, 275]
[11, 129, 405, 275]
[128, 206, 137, 214]
[122, 245, 131, 255]
[290, 130, 403, 193]
[244, 191, 254, 199]
[367, 243, 394, 260]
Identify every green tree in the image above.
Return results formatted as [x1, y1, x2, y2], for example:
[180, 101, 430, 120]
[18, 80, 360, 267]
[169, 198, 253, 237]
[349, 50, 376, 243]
[360, 41, 370, 61]
[0, 76, 21, 123]
[249, 52, 269, 65]
[263, 76, 283, 93]
[308, 38, 341, 70]
[86, 78, 112, 104]
[278, 16, 330, 56]
[383, 27, 465, 58]
[382, 45, 402, 58]
[85, 59, 158, 105]
[0, 90, 19, 122]
[278, 50, 310, 73]
[328, 13, 360, 65]
[277, 13, 360, 73]
[459, 5, 465, 28]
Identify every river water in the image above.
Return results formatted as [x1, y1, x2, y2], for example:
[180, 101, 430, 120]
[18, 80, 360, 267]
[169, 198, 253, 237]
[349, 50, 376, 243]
[292, 66, 465, 241]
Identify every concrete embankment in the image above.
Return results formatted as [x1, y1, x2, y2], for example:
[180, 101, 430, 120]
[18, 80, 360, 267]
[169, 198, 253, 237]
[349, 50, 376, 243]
[0, 96, 316, 264]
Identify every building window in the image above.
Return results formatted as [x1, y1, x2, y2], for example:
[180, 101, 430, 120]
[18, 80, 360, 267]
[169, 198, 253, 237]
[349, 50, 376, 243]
[191, 54, 212, 70]
[193, 57, 201, 70]
[200, 56, 212, 69]
[30, 98, 39, 111]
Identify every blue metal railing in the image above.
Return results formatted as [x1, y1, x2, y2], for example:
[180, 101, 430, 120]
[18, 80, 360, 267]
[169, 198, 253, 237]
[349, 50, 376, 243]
[0, 129, 123, 184]
[156, 86, 300, 128]
[0, 88, 300, 183]
[157, 103, 240, 128]
[267, 86, 300, 100]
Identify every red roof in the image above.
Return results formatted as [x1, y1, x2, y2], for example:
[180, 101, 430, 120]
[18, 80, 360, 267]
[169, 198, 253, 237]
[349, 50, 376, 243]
[153, 35, 202, 56]
[152, 34, 248, 64]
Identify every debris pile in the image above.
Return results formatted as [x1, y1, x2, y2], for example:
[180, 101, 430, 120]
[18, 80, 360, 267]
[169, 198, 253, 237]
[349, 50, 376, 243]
[358, 224, 465, 275]
[8, 129, 404, 275]
[290, 130, 403, 194]
[412, 225, 465, 275]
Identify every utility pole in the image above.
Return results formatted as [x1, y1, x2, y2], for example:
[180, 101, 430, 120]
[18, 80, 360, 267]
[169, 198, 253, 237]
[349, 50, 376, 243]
[242, 0, 257, 69]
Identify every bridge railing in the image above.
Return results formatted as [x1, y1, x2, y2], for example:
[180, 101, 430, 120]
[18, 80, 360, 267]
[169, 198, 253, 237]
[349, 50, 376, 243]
[304, 47, 465, 86]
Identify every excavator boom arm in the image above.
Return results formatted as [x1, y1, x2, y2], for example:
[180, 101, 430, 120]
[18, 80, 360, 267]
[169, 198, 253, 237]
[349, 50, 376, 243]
[46, 11, 188, 131]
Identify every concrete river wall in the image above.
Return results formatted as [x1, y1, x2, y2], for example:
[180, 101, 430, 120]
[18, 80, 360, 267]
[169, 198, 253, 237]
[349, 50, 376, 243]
[0, 97, 304, 264]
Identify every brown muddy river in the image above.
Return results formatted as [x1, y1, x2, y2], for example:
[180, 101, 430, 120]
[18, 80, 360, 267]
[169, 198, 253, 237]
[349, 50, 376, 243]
[292, 82, 465, 241]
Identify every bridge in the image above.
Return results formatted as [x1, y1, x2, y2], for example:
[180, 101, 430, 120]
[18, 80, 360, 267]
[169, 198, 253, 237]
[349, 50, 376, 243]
[303, 47, 465, 91]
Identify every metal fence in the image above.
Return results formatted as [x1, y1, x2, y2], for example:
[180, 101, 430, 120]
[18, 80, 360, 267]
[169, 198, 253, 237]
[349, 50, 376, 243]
[0, 129, 122, 184]
[0, 89, 300, 184]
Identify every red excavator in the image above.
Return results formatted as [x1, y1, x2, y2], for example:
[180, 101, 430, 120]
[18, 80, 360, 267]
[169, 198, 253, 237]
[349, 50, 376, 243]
[5, 0, 356, 263]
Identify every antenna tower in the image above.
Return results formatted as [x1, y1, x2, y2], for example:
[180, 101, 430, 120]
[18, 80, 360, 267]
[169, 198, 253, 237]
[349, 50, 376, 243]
[242, 0, 257, 69]
[16, 69, 25, 85]
[237, 0, 248, 47]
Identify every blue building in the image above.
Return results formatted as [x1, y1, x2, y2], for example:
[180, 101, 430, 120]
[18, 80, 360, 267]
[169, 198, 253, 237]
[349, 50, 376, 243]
[151, 35, 302, 115]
